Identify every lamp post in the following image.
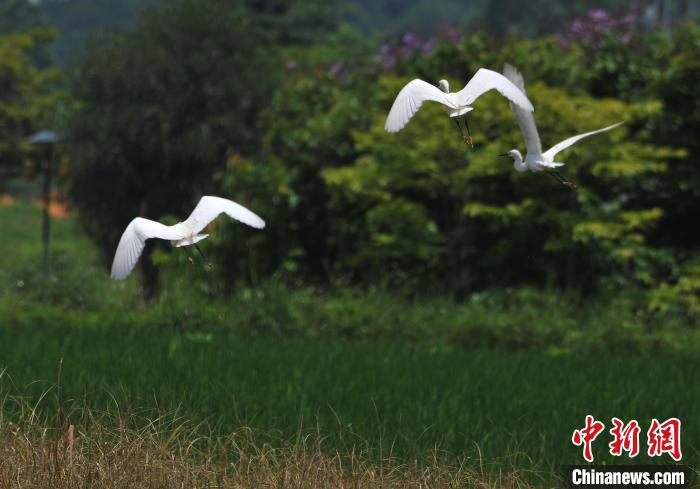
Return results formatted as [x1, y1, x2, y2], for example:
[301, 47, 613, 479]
[28, 130, 61, 275]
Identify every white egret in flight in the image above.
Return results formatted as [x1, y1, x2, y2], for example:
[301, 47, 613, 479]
[384, 68, 534, 147]
[110, 196, 265, 280]
[500, 63, 624, 190]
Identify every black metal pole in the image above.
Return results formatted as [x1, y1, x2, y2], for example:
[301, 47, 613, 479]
[28, 130, 62, 278]
[42, 144, 54, 275]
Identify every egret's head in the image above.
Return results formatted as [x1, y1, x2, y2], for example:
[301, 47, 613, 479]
[499, 149, 521, 160]
[438, 79, 450, 93]
[499, 149, 525, 169]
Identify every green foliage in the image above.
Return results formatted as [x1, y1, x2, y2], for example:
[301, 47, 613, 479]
[229, 67, 376, 281]
[483, 0, 629, 37]
[250, 61, 671, 293]
[3, 204, 700, 355]
[209, 155, 299, 286]
[243, 0, 338, 45]
[0, 29, 58, 183]
[38, 0, 159, 64]
[66, 0, 336, 290]
[648, 255, 700, 318]
[194, 29, 696, 312]
[343, 0, 482, 37]
[57, 9, 700, 313]
[0, 0, 46, 34]
[340, 0, 629, 39]
[37, 0, 336, 64]
[652, 23, 700, 247]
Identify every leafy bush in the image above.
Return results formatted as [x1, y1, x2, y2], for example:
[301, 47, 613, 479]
[0, 28, 58, 185]
[65, 0, 335, 294]
[58, 9, 700, 316]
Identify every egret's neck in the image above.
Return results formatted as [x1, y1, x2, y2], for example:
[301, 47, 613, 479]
[510, 150, 526, 172]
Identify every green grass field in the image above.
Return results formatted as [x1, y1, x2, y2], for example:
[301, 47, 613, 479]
[1, 326, 698, 468]
[1, 203, 698, 486]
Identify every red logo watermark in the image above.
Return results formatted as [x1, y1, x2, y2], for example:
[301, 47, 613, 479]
[572, 416, 682, 462]
[572, 415, 606, 462]
[609, 417, 641, 458]
[647, 418, 682, 462]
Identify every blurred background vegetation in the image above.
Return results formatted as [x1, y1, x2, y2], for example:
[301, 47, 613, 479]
[1, 0, 699, 331]
[2, 0, 700, 481]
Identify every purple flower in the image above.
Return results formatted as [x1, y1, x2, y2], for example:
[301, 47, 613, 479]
[329, 61, 344, 78]
[565, 8, 638, 46]
[588, 9, 611, 22]
[569, 19, 584, 35]
[376, 28, 459, 72]
[401, 32, 421, 49]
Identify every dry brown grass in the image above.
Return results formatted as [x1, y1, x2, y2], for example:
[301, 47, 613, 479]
[0, 402, 540, 489]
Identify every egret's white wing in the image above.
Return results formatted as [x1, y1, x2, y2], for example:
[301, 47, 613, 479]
[385, 79, 457, 132]
[537, 161, 565, 168]
[110, 217, 185, 280]
[182, 196, 266, 234]
[457, 68, 534, 112]
[503, 64, 542, 156]
[543, 121, 624, 160]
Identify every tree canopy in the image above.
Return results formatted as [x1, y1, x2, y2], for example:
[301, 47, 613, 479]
[66, 0, 335, 293]
[0, 28, 58, 184]
[58, 1, 700, 315]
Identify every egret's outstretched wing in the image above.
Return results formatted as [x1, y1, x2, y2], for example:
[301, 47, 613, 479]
[543, 121, 624, 160]
[457, 68, 534, 112]
[385, 79, 456, 132]
[537, 161, 565, 168]
[182, 196, 266, 234]
[110, 218, 185, 280]
[503, 64, 542, 156]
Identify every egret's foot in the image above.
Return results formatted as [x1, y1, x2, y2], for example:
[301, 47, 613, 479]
[187, 256, 194, 265]
[206, 261, 213, 269]
[563, 181, 577, 190]
[463, 135, 474, 148]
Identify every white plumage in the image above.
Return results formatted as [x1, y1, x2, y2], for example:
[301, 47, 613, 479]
[110, 196, 265, 280]
[501, 63, 624, 177]
[385, 68, 535, 133]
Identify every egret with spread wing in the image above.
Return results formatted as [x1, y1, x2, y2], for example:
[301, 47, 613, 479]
[110, 196, 265, 280]
[385, 68, 534, 147]
[500, 63, 624, 190]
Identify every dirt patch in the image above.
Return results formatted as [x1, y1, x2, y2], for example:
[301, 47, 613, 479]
[35, 192, 71, 218]
[0, 194, 15, 206]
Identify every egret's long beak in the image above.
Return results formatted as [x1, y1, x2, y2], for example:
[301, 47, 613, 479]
[498, 153, 509, 157]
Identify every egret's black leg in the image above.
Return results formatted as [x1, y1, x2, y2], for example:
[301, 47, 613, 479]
[553, 170, 577, 190]
[183, 247, 195, 266]
[545, 170, 577, 190]
[544, 170, 560, 182]
[463, 114, 473, 148]
[194, 243, 213, 269]
[453, 118, 464, 137]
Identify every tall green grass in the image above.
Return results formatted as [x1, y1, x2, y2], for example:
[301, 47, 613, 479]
[1, 325, 698, 472]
